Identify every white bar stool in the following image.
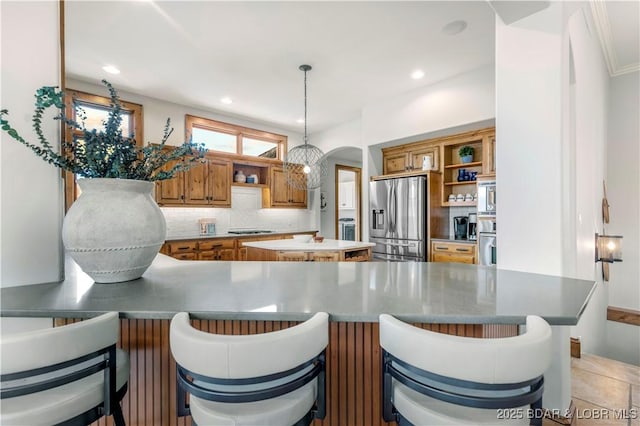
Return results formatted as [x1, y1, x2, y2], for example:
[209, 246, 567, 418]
[0, 312, 129, 425]
[170, 312, 328, 426]
[380, 314, 552, 425]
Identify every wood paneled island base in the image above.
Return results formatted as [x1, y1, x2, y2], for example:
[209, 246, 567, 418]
[56, 318, 516, 426]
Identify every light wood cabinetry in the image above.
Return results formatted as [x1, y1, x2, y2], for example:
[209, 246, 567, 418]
[262, 167, 307, 208]
[155, 159, 185, 205]
[162, 238, 236, 260]
[382, 143, 439, 174]
[250, 246, 371, 262]
[162, 232, 316, 261]
[430, 241, 477, 264]
[482, 134, 496, 176]
[156, 156, 232, 207]
[380, 127, 495, 209]
[197, 239, 236, 260]
[236, 235, 285, 261]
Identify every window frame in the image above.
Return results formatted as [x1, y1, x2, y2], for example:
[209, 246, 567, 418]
[64, 89, 143, 211]
[185, 115, 287, 160]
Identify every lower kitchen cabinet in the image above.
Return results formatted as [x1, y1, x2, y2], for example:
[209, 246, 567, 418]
[430, 240, 477, 264]
[161, 238, 236, 260]
[197, 239, 236, 260]
[162, 232, 316, 261]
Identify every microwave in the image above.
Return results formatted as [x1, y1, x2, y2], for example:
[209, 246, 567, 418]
[477, 180, 496, 216]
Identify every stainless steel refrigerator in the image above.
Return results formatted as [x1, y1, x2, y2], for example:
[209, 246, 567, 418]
[369, 176, 426, 261]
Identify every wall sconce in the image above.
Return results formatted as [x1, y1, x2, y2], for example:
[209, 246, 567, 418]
[595, 233, 623, 281]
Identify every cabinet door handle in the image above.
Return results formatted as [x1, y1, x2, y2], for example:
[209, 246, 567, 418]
[435, 246, 448, 250]
[177, 246, 190, 250]
[180, 195, 184, 200]
[456, 248, 470, 252]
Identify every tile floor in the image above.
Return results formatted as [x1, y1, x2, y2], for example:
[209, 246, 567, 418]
[568, 354, 639, 425]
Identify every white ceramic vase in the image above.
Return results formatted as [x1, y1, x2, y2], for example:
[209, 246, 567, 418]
[62, 178, 166, 283]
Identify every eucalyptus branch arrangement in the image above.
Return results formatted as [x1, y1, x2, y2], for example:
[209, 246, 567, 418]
[0, 79, 206, 181]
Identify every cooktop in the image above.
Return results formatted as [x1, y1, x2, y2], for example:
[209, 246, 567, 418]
[227, 230, 273, 235]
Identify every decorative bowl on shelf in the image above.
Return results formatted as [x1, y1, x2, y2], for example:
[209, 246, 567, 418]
[292, 234, 313, 243]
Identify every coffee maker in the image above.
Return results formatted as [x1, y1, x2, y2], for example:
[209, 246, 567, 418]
[453, 216, 468, 240]
[467, 213, 477, 241]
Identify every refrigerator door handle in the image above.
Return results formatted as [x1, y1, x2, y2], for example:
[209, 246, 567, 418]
[389, 181, 396, 235]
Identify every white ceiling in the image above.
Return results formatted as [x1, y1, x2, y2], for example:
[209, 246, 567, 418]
[65, 1, 638, 135]
[65, 1, 495, 134]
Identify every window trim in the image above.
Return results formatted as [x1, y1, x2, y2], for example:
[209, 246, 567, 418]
[185, 115, 287, 160]
[64, 89, 143, 211]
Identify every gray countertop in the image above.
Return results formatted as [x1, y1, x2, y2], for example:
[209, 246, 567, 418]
[244, 239, 375, 251]
[165, 229, 318, 241]
[0, 254, 596, 325]
[430, 238, 478, 244]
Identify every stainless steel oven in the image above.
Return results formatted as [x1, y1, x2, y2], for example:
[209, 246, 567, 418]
[477, 180, 496, 216]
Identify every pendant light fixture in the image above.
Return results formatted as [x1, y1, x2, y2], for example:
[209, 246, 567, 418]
[283, 64, 327, 190]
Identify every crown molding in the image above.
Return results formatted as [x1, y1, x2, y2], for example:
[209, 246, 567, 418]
[590, 1, 640, 77]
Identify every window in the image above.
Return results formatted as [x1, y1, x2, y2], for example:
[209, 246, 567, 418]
[185, 115, 286, 160]
[64, 89, 143, 211]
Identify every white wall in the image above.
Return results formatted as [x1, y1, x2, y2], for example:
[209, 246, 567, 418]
[67, 78, 304, 148]
[604, 71, 640, 365]
[1, 1, 64, 288]
[566, 7, 610, 359]
[494, 2, 614, 409]
[496, 5, 565, 276]
[361, 64, 496, 146]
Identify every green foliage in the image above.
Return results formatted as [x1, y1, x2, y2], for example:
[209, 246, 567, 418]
[458, 146, 474, 158]
[0, 80, 206, 181]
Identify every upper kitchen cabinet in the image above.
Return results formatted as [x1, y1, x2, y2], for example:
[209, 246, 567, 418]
[155, 158, 185, 205]
[156, 155, 232, 207]
[382, 143, 440, 174]
[262, 166, 307, 208]
[481, 133, 496, 177]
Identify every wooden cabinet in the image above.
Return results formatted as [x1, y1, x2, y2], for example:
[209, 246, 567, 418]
[382, 143, 439, 174]
[260, 247, 370, 262]
[155, 159, 185, 205]
[156, 156, 232, 207]
[430, 241, 477, 264]
[338, 181, 355, 209]
[236, 235, 285, 261]
[198, 239, 236, 260]
[379, 127, 495, 208]
[162, 239, 236, 260]
[482, 134, 496, 176]
[262, 167, 307, 208]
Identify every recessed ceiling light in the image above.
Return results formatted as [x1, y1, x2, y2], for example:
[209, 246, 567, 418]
[102, 65, 120, 75]
[221, 97, 233, 105]
[442, 20, 468, 36]
[296, 118, 305, 124]
[411, 70, 425, 80]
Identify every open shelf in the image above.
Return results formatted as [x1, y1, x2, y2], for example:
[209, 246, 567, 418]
[442, 201, 477, 207]
[444, 181, 479, 186]
[444, 161, 482, 169]
[232, 182, 268, 188]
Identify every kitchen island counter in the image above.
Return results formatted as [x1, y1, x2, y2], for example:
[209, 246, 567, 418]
[1, 254, 594, 325]
[0, 255, 596, 425]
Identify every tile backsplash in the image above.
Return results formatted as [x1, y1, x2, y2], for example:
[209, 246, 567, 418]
[162, 187, 317, 238]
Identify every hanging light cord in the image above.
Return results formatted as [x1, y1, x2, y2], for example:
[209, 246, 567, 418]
[303, 67, 308, 146]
